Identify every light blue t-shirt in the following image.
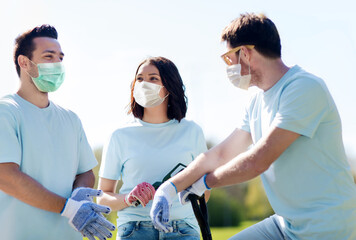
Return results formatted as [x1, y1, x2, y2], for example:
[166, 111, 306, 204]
[99, 118, 207, 233]
[0, 94, 97, 240]
[238, 65, 356, 239]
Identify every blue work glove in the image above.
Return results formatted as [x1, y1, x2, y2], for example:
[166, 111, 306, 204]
[71, 187, 102, 202]
[150, 181, 177, 233]
[178, 174, 211, 205]
[61, 198, 115, 238]
[70, 187, 113, 239]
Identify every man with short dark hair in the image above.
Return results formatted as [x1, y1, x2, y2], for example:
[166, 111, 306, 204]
[0, 25, 115, 240]
[150, 13, 356, 239]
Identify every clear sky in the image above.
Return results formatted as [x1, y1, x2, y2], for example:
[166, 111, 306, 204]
[1, 0, 355, 166]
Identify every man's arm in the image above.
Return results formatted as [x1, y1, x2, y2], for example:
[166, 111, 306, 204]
[150, 128, 252, 232]
[73, 170, 95, 189]
[0, 162, 66, 213]
[206, 126, 300, 188]
[170, 128, 253, 192]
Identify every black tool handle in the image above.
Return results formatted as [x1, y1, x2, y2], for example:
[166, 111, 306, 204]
[188, 194, 212, 240]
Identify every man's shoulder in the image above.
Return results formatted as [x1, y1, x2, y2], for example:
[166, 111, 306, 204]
[0, 94, 18, 105]
[0, 94, 21, 114]
[284, 66, 325, 89]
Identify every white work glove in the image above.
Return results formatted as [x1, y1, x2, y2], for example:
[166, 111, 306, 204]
[124, 182, 156, 207]
[150, 181, 177, 233]
[71, 187, 102, 202]
[61, 198, 115, 239]
[68, 187, 114, 239]
[178, 174, 211, 205]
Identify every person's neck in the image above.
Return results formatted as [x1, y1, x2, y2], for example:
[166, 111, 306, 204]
[256, 59, 290, 91]
[142, 105, 169, 124]
[17, 78, 49, 108]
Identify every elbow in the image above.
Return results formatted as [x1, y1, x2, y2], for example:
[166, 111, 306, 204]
[87, 171, 95, 188]
[253, 163, 268, 176]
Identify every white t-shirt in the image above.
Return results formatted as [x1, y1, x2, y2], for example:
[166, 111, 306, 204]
[99, 118, 207, 233]
[0, 94, 97, 240]
[238, 65, 356, 239]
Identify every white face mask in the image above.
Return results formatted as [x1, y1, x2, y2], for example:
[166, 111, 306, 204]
[226, 51, 251, 90]
[133, 81, 168, 108]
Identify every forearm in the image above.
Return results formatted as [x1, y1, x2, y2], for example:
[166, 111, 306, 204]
[73, 170, 95, 190]
[206, 127, 301, 188]
[205, 149, 263, 188]
[97, 192, 128, 211]
[170, 128, 252, 192]
[97, 177, 129, 211]
[170, 151, 221, 192]
[0, 163, 66, 213]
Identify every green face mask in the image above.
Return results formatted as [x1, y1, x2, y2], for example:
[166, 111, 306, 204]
[28, 61, 65, 92]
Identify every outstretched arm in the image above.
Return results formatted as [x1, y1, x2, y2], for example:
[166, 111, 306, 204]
[206, 126, 300, 188]
[151, 127, 299, 232]
[170, 128, 253, 192]
[150, 128, 252, 232]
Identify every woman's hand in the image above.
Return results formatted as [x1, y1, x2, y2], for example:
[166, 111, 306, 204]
[124, 182, 155, 207]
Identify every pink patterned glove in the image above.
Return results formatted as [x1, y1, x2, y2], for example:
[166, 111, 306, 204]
[124, 182, 156, 207]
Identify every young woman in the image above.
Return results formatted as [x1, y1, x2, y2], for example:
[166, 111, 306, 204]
[98, 57, 208, 240]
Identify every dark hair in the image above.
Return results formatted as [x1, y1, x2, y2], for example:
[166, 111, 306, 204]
[129, 57, 187, 122]
[13, 24, 58, 77]
[221, 13, 281, 59]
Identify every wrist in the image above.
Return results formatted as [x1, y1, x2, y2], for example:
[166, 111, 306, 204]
[61, 198, 78, 217]
[157, 181, 177, 204]
[60, 198, 69, 214]
[203, 174, 211, 190]
[123, 194, 130, 207]
[191, 174, 211, 196]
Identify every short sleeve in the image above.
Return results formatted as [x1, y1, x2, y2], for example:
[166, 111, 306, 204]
[76, 119, 97, 174]
[193, 125, 208, 157]
[0, 106, 21, 165]
[99, 132, 122, 180]
[272, 78, 330, 138]
[237, 95, 257, 133]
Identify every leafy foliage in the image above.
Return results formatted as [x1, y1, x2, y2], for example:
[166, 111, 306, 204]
[244, 177, 274, 220]
[207, 188, 244, 227]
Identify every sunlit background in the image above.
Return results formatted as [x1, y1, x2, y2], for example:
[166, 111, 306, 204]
[1, 0, 355, 168]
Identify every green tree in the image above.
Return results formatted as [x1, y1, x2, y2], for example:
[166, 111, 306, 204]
[207, 188, 244, 227]
[244, 177, 274, 220]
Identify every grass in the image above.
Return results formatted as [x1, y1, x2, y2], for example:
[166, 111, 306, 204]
[83, 220, 258, 240]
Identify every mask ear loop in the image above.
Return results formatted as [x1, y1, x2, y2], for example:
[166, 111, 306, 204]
[23, 57, 39, 78]
[240, 49, 251, 75]
[238, 50, 241, 65]
[160, 86, 170, 100]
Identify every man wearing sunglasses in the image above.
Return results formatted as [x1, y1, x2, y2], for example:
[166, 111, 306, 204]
[150, 13, 356, 239]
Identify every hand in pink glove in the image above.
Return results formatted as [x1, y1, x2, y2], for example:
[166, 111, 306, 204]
[124, 182, 156, 207]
